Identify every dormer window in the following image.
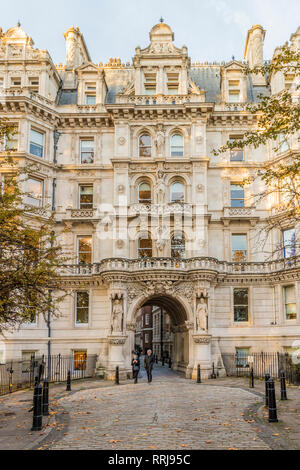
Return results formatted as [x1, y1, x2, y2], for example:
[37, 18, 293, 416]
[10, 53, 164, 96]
[228, 79, 241, 103]
[144, 73, 156, 95]
[284, 73, 295, 90]
[85, 82, 96, 104]
[167, 73, 179, 94]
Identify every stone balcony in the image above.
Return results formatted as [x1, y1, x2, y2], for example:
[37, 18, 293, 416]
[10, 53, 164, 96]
[223, 206, 257, 219]
[61, 255, 300, 277]
[128, 203, 193, 217]
[116, 94, 195, 105]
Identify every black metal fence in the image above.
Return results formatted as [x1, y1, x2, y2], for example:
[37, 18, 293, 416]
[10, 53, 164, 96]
[222, 352, 300, 385]
[0, 354, 98, 396]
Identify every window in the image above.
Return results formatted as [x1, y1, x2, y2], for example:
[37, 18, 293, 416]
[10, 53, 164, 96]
[145, 333, 149, 344]
[283, 228, 296, 258]
[29, 77, 39, 93]
[25, 178, 43, 207]
[232, 234, 247, 261]
[285, 73, 295, 90]
[30, 129, 44, 158]
[167, 73, 179, 94]
[138, 236, 152, 258]
[0, 77, 4, 88]
[79, 185, 93, 209]
[75, 291, 89, 325]
[22, 351, 36, 373]
[78, 237, 92, 264]
[235, 348, 250, 367]
[284, 286, 297, 320]
[170, 134, 184, 157]
[73, 350, 87, 371]
[139, 134, 152, 157]
[85, 82, 96, 104]
[80, 139, 94, 164]
[170, 182, 184, 203]
[233, 288, 249, 322]
[145, 313, 150, 326]
[6, 127, 18, 151]
[228, 90, 240, 103]
[11, 77, 21, 87]
[144, 73, 156, 95]
[138, 182, 151, 203]
[23, 308, 37, 325]
[229, 136, 244, 161]
[231, 184, 244, 207]
[171, 234, 186, 259]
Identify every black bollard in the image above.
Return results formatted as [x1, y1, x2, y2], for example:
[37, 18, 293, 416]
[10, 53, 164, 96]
[280, 370, 287, 401]
[42, 380, 49, 416]
[162, 357, 164, 367]
[249, 367, 254, 388]
[31, 383, 43, 431]
[197, 364, 201, 384]
[155, 355, 158, 364]
[115, 366, 120, 385]
[168, 357, 172, 369]
[267, 378, 278, 423]
[211, 362, 217, 379]
[265, 373, 270, 407]
[66, 370, 71, 391]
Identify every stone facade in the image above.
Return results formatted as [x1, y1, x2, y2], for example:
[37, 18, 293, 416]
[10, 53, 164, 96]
[0, 22, 300, 379]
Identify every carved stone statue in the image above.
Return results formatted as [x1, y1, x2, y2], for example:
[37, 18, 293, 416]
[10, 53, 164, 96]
[112, 299, 123, 333]
[155, 126, 165, 155]
[196, 297, 208, 332]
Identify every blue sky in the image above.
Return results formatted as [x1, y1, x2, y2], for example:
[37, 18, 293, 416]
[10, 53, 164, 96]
[1, 0, 299, 65]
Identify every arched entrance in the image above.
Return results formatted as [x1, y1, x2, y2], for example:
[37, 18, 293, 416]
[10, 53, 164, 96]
[126, 293, 194, 376]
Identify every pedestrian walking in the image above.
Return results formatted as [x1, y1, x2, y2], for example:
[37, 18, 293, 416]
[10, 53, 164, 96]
[144, 348, 154, 383]
[131, 354, 140, 384]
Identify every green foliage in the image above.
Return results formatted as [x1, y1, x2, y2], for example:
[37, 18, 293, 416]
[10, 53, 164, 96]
[0, 120, 68, 332]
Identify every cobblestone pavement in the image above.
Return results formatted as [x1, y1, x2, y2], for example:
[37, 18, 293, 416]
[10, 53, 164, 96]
[48, 367, 271, 450]
[1, 365, 300, 450]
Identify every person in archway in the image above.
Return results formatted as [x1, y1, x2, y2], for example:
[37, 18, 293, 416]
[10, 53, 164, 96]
[131, 353, 140, 384]
[144, 348, 154, 383]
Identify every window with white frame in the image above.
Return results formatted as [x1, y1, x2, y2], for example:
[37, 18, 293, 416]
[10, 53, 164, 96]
[85, 82, 96, 104]
[170, 182, 184, 203]
[167, 72, 179, 94]
[145, 333, 149, 344]
[11, 77, 21, 87]
[170, 134, 184, 157]
[284, 285, 297, 320]
[283, 228, 296, 258]
[139, 134, 152, 157]
[75, 291, 89, 325]
[232, 234, 247, 261]
[30, 129, 44, 158]
[79, 185, 93, 209]
[230, 184, 244, 207]
[5, 126, 18, 151]
[144, 72, 157, 95]
[28, 77, 39, 93]
[228, 79, 241, 103]
[77, 236, 92, 264]
[80, 139, 94, 164]
[229, 136, 244, 161]
[25, 178, 43, 207]
[233, 288, 249, 322]
[145, 313, 150, 326]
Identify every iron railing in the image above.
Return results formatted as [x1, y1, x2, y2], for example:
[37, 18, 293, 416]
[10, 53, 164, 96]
[0, 354, 98, 396]
[221, 352, 300, 385]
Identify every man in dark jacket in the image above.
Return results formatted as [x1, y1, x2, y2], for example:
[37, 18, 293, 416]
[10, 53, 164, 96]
[144, 349, 154, 383]
[131, 353, 140, 384]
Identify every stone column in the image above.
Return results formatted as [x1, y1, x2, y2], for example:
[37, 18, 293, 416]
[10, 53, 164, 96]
[106, 335, 128, 380]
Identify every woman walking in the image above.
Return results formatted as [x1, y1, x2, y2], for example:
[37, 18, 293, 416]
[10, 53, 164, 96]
[131, 353, 140, 384]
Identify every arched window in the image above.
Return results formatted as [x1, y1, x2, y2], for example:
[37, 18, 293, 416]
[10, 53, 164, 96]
[170, 133, 184, 157]
[171, 234, 186, 259]
[138, 182, 151, 203]
[138, 236, 152, 258]
[139, 133, 152, 157]
[170, 182, 185, 203]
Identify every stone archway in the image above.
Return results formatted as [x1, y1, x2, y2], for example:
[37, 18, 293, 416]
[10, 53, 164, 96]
[125, 292, 194, 377]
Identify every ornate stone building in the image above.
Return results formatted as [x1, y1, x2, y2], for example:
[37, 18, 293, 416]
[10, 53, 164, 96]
[0, 22, 300, 379]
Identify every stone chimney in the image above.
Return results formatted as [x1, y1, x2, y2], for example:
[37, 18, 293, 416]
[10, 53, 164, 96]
[244, 24, 266, 85]
[64, 27, 91, 69]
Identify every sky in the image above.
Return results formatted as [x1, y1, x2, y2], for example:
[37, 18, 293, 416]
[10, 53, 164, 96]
[1, 0, 299, 65]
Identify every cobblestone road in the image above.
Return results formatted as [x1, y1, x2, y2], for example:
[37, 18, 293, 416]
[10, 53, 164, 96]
[48, 367, 271, 450]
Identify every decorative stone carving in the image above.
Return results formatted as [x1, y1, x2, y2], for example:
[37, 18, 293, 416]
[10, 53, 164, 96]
[155, 124, 165, 156]
[197, 184, 204, 193]
[117, 184, 125, 194]
[112, 297, 123, 333]
[126, 322, 137, 332]
[116, 239, 125, 249]
[118, 137, 126, 146]
[185, 321, 194, 330]
[108, 336, 127, 345]
[196, 297, 208, 332]
[193, 334, 211, 344]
